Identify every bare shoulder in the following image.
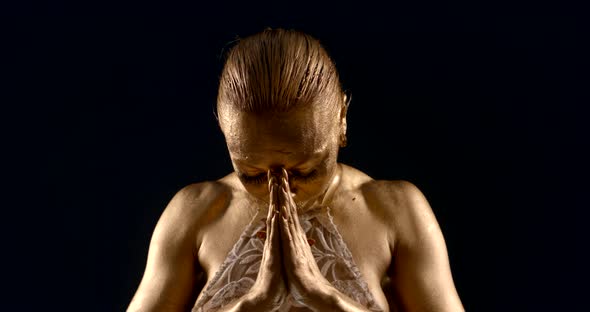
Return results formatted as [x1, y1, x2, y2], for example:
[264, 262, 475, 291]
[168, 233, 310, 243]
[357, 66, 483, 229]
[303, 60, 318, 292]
[361, 179, 428, 216]
[338, 165, 463, 311]
[168, 180, 232, 213]
[340, 164, 436, 245]
[339, 163, 420, 195]
[340, 163, 427, 217]
[364, 179, 434, 228]
[161, 181, 228, 221]
[128, 179, 235, 312]
[155, 179, 233, 248]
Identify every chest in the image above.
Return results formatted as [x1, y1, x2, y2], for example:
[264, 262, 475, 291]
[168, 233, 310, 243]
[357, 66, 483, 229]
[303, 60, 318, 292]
[196, 194, 394, 311]
[328, 197, 393, 307]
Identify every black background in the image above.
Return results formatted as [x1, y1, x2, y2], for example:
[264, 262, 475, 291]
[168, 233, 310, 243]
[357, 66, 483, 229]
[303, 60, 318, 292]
[4, 1, 588, 311]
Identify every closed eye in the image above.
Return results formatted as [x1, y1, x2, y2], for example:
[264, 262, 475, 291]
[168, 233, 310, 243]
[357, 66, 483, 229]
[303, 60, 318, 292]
[239, 169, 318, 185]
[291, 169, 318, 182]
[238, 172, 267, 184]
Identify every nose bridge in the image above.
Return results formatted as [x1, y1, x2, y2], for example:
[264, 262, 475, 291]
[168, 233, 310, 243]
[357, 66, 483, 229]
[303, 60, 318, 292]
[266, 166, 279, 179]
[268, 166, 288, 180]
[265, 167, 280, 187]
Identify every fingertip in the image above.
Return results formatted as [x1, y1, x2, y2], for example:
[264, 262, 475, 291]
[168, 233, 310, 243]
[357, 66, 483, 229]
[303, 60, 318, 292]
[266, 204, 274, 218]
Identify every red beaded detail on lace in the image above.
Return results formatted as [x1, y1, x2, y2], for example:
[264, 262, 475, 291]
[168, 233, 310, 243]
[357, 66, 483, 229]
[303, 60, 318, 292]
[256, 230, 266, 241]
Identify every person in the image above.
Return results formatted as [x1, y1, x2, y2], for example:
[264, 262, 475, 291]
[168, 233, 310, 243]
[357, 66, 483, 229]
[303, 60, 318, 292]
[127, 28, 464, 312]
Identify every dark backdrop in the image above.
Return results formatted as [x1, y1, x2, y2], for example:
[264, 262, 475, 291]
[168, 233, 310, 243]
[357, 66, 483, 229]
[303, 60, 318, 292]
[4, 1, 588, 311]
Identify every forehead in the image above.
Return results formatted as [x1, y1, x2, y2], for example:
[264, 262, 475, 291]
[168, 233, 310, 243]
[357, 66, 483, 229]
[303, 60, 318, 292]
[221, 106, 336, 164]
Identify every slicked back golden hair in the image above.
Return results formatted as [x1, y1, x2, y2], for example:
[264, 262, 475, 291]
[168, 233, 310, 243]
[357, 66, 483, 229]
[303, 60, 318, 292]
[217, 28, 344, 115]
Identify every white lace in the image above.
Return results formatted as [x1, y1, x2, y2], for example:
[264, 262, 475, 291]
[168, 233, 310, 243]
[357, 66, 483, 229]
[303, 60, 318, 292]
[192, 205, 383, 312]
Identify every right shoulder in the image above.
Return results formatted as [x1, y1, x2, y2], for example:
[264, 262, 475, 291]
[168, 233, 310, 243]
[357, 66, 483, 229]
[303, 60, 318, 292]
[154, 180, 234, 250]
[168, 181, 231, 214]
[128, 180, 235, 311]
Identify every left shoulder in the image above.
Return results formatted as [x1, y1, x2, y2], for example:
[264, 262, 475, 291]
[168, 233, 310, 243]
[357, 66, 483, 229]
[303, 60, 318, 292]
[361, 179, 426, 204]
[360, 179, 440, 248]
[352, 176, 464, 311]
[359, 179, 431, 218]
[338, 164, 438, 243]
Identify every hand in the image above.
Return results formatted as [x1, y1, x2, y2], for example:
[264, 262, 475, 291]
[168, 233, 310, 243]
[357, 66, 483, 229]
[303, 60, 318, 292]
[277, 168, 334, 308]
[244, 174, 287, 310]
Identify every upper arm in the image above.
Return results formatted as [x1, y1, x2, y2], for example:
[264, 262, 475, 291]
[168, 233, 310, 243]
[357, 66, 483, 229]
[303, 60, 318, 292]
[127, 184, 208, 312]
[388, 181, 464, 312]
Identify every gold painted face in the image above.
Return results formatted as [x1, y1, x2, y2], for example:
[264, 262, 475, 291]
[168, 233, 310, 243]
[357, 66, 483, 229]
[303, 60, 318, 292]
[220, 104, 342, 208]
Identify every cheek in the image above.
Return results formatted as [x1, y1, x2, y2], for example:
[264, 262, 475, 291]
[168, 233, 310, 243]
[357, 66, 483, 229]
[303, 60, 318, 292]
[290, 179, 328, 200]
[240, 182, 271, 202]
[291, 161, 336, 198]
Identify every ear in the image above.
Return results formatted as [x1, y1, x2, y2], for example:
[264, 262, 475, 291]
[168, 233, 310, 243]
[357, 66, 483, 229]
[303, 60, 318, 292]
[339, 93, 350, 147]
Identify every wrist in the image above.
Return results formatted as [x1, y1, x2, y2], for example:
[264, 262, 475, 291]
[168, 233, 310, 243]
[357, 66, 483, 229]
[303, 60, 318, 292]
[216, 295, 253, 312]
[242, 290, 282, 311]
[309, 286, 369, 312]
[304, 283, 339, 311]
[242, 292, 264, 309]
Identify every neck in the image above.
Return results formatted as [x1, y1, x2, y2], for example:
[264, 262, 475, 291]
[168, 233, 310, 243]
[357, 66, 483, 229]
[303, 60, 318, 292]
[297, 163, 342, 212]
[321, 163, 342, 206]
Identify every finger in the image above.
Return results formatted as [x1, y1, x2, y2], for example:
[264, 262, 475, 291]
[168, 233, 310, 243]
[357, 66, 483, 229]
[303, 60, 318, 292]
[268, 209, 279, 252]
[279, 169, 297, 211]
[280, 168, 294, 199]
[266, 182, 281, 249]
[278, 169, 307, 249]
[279, 173, 291, 207]
[267, 170, 277, 193]
[278, 171, 304, 241]
[281, 167, 289, 185]
[280, 208, 296, 256]
[281, 186, 303, 233]
[263, 205, 280, 271]
[279, 194, 306, 256]
[268, 172, 278, 202]
[279, 202, 290, 233]
[266, 183, 277, 225]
